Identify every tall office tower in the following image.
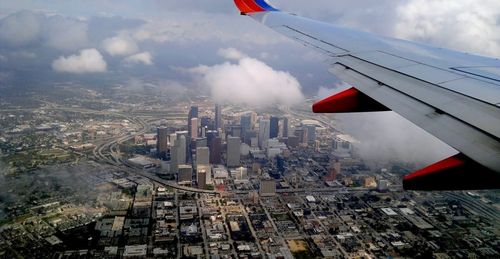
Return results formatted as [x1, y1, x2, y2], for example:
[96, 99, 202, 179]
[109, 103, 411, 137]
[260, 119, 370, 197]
[177, 135, 187, 165]
[258, 119, 270, 150]
[197, 164, 211, 184]
[244, 130, 257, 146]
[157, 127, 169, 159]
[295, 128, 308, 144]
[250, 112, 258, 126]
[170, 142, 179, 173]
[169, 133, 177, 146]
[191, 118, 199, 139]
[175, 131, 189, 161]
[189, 106, 199, 120]
[282, 117, 289, 138]
[226, 136, 241, 167]
[188, 106, 198, 128]
[201, 126, 207, 138]
[240, 115, 252, 141]
[210, 137, 222, 164]
[196, 147, 210, 168]
[259, 179, 276, 196]
[178, 165, 193, 184]
[200, 116, 212, 128]
[270, 116, 280, 138]
[215, 104, 222, 131]
[206, 130, 218, 144]
[187, 106, 197, 141]
[195, 137, 207, 148]
[226, 125, 242, 138]
[197, 170, 207, 189]
[287, 135, 299, 148]
[304, 124, 316, 142]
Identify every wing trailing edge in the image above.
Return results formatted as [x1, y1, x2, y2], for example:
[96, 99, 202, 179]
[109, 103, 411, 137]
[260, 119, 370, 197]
[313, 87, 390, 113]
[403, 154, 500, 191]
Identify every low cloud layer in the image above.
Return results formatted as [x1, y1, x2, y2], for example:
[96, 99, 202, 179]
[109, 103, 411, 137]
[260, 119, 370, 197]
[190, 48, 304, 107]
[52, 48, 107, 73]
[0, 11, 89, 51]
[102, 35, 138, 56]
[336, 112, 457, 167]
[394, 0, 500, 57]
[124, 51, 153, 65]
[0, 11, 42, 46]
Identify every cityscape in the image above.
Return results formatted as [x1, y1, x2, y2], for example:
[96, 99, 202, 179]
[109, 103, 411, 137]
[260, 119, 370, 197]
[0, 0, 500, 258]
[0, 87, 498, 258]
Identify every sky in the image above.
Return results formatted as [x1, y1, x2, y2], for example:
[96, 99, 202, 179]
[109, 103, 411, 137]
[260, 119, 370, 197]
[0, 0, 499, 165]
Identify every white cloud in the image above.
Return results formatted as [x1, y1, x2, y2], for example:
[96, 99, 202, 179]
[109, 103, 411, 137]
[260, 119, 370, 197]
[43, 15, 89, 51]
[336, 112, 457, 167]
[124, 51, 153, 65]
[0, 11, 42, 46]
[0, 54, 7, 62]
[394, 0, 500, 57]
[52, 48, 107, 74]
[190, 48, 304, 107]
[217, 48, 247, 60]
[102, 35, 138, 56]
[0, 11, 89, 51]
[129, 13, 287, 46]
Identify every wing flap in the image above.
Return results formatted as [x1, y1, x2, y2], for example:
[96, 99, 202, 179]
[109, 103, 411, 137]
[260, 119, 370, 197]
[329, 62, 500, 174]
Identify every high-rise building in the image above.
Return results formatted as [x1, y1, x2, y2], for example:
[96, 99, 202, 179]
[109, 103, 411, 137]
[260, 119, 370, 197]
[195, 137, 207, 148]
[295, 128, 307, 144]
[332, 135, 353, 158]
[215, 104, 222, 131]
[201, 126, 207, 138]
[210, 137, 222, 164]
[196, 147, 210, 168]
[178, 165, 192, 184]
[170, 134, 187, 174]
[226, 137, 241, 167]
[260, 179, 276, 196]
[244, 130, 257, 146]
[240, 115, 252, 142]
[241, 115, 252, 130]
[188, 106, 199, 120]
[270, 116, 279, 138]
[286, 135, 299, 148]
[282, 117, 289, 138]
[197, 164, 211, 184]
[190, 118, 199, 139]
[198, 170, 207, 189]
[157, 127, 169, 159]
[188, 106, 198, 136]
[304, 124, 316, 142]
[259, 119, 270, 150]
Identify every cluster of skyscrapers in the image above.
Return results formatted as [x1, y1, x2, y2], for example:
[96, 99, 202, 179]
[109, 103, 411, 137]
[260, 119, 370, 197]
[156, 104, 318, 189]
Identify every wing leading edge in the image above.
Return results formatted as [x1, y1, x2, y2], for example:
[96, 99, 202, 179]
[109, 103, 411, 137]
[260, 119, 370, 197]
[233, 0, 500, 191]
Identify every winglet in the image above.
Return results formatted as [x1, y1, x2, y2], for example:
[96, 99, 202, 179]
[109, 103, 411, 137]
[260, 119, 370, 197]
[313, 87, 390, 113]
[403, 154, 500, 191]
[234, 0, 279, 15]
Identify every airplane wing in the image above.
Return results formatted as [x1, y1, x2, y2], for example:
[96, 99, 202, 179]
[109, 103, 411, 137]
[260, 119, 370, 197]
[234, 0, 500, 190]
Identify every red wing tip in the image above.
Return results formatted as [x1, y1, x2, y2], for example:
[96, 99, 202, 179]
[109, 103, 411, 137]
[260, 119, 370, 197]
[403, 154, 500, 191]
[313, 87, 389, 113]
